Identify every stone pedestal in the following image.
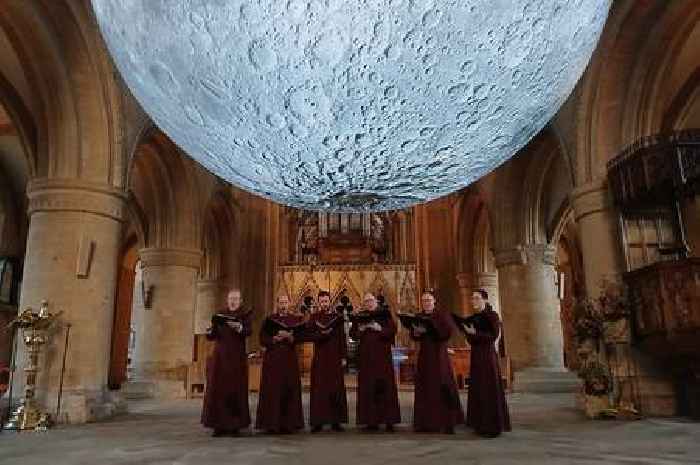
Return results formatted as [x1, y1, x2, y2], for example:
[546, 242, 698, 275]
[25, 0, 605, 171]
[131, 248, 201, 399]
[14, 179, 125, 424]
[495, 244, 564, 371]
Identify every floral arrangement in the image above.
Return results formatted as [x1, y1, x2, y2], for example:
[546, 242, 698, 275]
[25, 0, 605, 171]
[579, 361, 611, 396]
[0, 364, 9, 395]
[573, 297, 604, 342]
[597, 280, 632, 322]
[573, 280, 632, 342]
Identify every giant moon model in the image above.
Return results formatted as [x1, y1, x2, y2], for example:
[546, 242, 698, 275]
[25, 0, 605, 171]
[93, 0, 610, 211]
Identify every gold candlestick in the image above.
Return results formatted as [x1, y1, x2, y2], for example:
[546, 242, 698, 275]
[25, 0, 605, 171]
[3, 301, 61, 431]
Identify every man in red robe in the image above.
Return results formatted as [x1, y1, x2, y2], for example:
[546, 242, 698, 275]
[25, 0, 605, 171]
[410, 290, 464, 433]
[463, 289, 511, 437]
[308, 290, 348, 432]
[201, 289, 252, 437]
[255, 294, 305, 434]
[350, 292, 401, 432]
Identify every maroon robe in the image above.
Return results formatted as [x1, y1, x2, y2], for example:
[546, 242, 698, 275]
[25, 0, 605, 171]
[308, 310, 348, 427]
[466, 308, 511, 435]
[350, 311, 401, 427]
[201, 308, 251, 431]
[255, 313, 304, 432]
[411, 309, 464, 431]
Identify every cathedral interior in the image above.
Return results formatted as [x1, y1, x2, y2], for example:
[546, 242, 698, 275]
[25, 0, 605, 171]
[0, 1, 699, 463]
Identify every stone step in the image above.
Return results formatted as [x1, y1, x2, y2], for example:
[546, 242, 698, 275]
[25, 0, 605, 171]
[122, 381, 154, 400]
[513, 367, 581, 394]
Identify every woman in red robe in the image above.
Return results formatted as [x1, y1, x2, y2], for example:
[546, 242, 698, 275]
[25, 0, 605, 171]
[463, 289, 511, 437]
[350, 292, 401, 432]
[201, 289, 252, 437]
[308, 290, 348, 432]
[410, 290, 464, 433]
[255, 294, 305, 434]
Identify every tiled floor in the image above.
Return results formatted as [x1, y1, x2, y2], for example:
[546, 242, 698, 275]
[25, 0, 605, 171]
[1, 392, 698, 465]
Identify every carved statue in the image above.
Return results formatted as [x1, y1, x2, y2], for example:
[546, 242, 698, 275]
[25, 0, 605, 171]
[300, 214, 319, 263]
[370, 214, 387, 262]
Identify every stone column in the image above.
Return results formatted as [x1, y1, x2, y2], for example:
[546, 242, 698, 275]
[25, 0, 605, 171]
[495, 244, 564, 371]
[570, 180, 625, 294]
[194, 279, 226, 335]
[132, 248, 202, 399]
[16, 179, 125, 424]
[474, 271, 500, 316]
[455, 272, 473, 315]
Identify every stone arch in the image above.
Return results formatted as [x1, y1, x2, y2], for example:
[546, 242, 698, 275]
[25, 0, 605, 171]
[0, 0, 126, 186]
[662, 67, 700, 131]
[521, 128, 572, 246]
[200, 187, 240, 283]
[574, 0, 699, 183]
[0, 98, 30, 258]
[128, 128, 200, 249]
[0, 72, 36, 177]
[622, 3, 700, 138]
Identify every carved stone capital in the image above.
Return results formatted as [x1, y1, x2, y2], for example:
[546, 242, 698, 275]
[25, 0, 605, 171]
[494, 246, 527, 268]
[474, 272, 499, 288]
[196, 279, 227, 292]
[522, 244, 557, 266]
[570, 179, 614, 221]
[139, 248, 203, 269]
[27, 178, 126, 222]
[494, 244, 556, 268]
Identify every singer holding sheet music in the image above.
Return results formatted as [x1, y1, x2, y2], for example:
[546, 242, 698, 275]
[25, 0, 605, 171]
[201, 289, 252, 437]
[407, 290, 464, 434]
[307, 290, 348, 432]
[256, 294, 305, 434]
[350, 292, 401, 432]
[461, 289, 511, 437]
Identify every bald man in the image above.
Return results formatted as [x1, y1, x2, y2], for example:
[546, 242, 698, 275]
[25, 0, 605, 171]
[201, 289, 252, 437]
[350, 293, 401, 432]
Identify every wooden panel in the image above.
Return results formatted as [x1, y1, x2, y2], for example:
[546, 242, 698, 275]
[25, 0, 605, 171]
[449, 348, 470, 389]
[108, 265, 136, 389]
[625, 258, 700, 358]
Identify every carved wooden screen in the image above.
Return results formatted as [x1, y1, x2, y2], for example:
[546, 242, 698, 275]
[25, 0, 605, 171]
[620, 209, 679, 271]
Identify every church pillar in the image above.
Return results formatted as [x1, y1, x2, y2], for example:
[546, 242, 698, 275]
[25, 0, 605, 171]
[193, 279, 226, 335]
[570, 180, 625, 294]
[132, 248, 201, 399]
[495, 244, 564, 371]
[475, 271, 500, 316]
[15, 179, 125, 424]
[571, 180, 675, 415]
[455, 272, 473, 315]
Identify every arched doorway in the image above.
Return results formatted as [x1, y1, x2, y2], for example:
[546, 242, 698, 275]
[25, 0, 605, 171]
[108, 237, 139, 389]
[0, 91, 33, 396]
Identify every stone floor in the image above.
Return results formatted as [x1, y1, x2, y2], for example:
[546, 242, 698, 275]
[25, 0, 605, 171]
[1, 392, 698, 465]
